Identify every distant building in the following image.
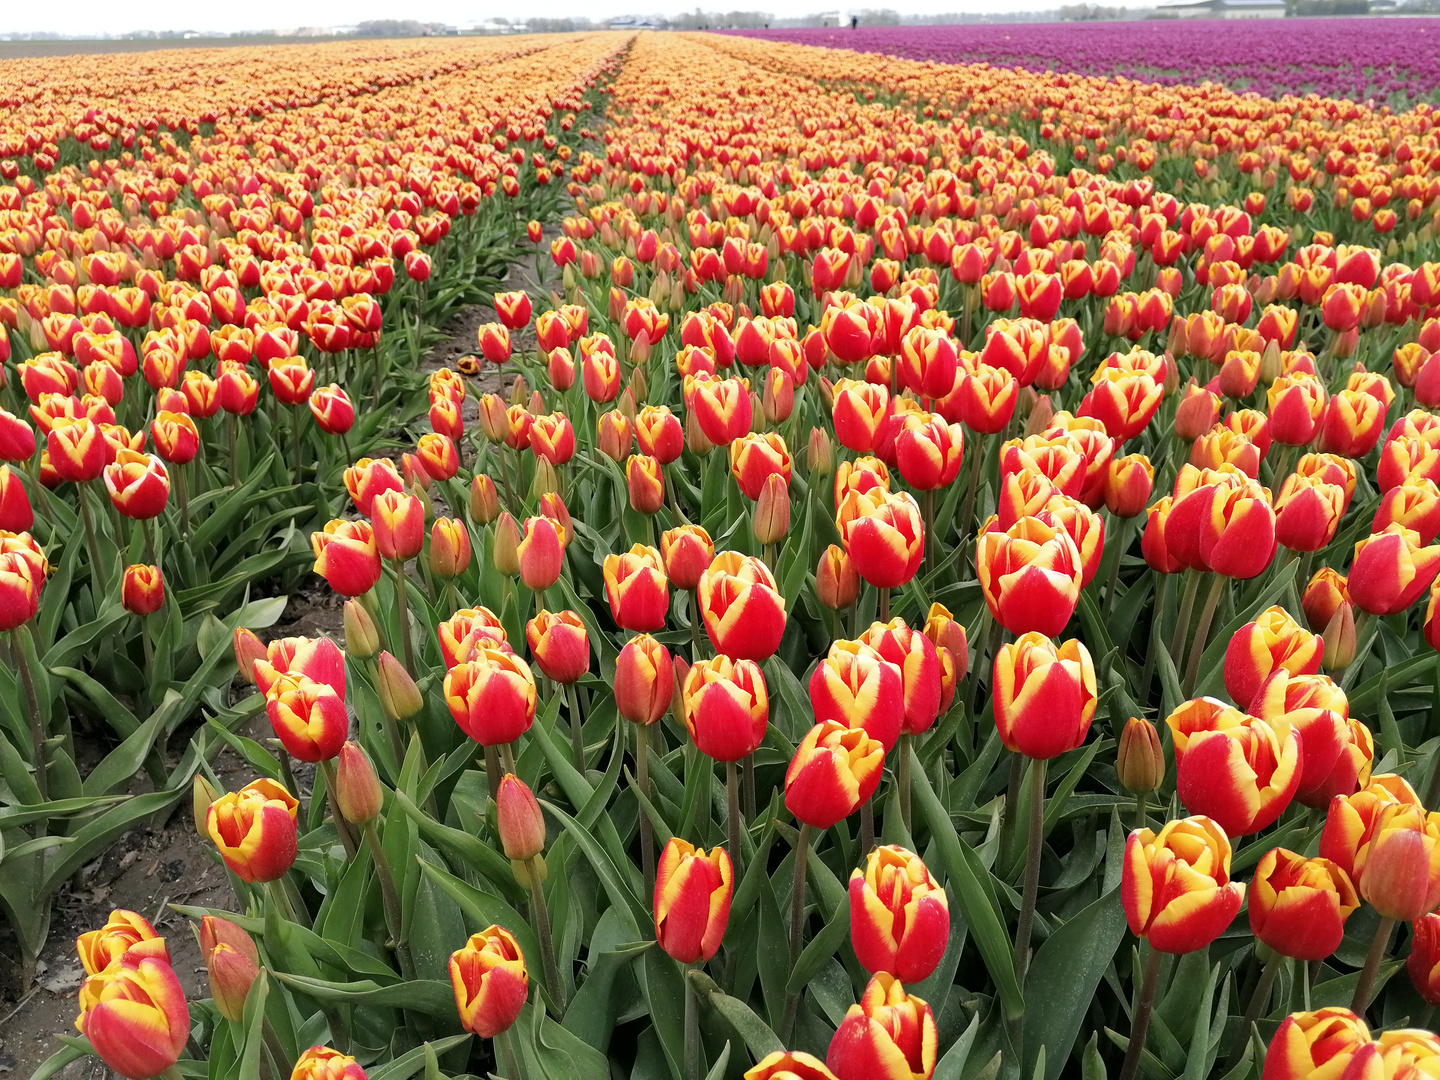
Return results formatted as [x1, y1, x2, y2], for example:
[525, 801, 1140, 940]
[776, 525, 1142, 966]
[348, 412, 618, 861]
[1160, 0, 1287, 15]
[608, 15, 666, 28]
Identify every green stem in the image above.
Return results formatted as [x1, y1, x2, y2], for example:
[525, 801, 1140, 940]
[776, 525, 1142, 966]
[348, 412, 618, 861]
[1170, 568, 1201, 669]
[898, 732, 913, 834]
[1104, 516, 1131, 620]
[726, 759, 742, 882]
[1351, 915, 1396, 1015]
[526, 855, 565, 1017]
[175, 462, 192, 542]
[363, 820, 416, 979]
[780, 822, 812, 1044]
[497, 1027, 524, 1080]
[76, 482, 109, 596]
[1118, 946, 1164, 1080]
[1184, 574, 1227, 696]
[12, 628, 46, 803]
[1232, 951, 1283, 1062]
[485, 745, 503, 803]
[567, 682, 586, 770]
[684, 962, 700, 1080]
[390, 559, 417, 675]
[1014, 756, 1047, 991]
[1134, 791, 1149, 833]
[637, 722, 655, 902]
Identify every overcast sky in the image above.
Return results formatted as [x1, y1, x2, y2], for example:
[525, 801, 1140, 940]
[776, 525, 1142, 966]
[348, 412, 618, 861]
[6, 0, 1088, 36]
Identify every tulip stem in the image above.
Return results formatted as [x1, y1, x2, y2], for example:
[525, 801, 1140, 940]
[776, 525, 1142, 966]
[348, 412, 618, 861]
[899, 733, 914, 834]
[636, 723, 656, 903]
[1133, 791, 1149, 832]
[485, 745, 503, 803]
[878, 585, 890, 623]
[1118, 945, 1164, 1080]
[228, 413, 240, 488]
[1183, 574, 1226, 696]
[526, 855, 565, 1017]
[496, 1028, 524, 1080]
[1351, 915, 1396, 1015]
[742, 753, 756, 822]
[11, 628, 46, 803]
[1170, 569, 1201, 670]
[1140, 574, 1170, 702]
[174, 462, 192, 543]
[689, 589, 706, 663]
[958, 433, 985, 577]
[317, 759, 360, 861]
[859, 799, 875, 858]
[922, 488, 936, 575]
[1014, 756, 1047, 993]
[781, 821, 812, 1044]
[389, 559, 417, 676]
[292, 405, 304, 487]
[1232, 950, 1283, 1062]
[265, 878, 308, 929]
[726, 760, 742, 881]
[684, 962, 700, 1080]
[1340, 612, 1377, 692]
[76, 482, 109, 597]
[567, 682, 586, 770]
[1104, 517, 1132, 621]
[363, 820, 416, 979]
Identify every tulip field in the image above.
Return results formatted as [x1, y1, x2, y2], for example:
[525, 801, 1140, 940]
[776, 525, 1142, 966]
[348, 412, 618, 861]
[7, 22, 1440, 1080]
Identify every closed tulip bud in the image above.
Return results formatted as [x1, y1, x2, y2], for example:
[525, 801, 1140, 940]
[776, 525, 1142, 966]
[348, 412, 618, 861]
[335, 741, 383, 825]
[121, 564, 164, 616]
[807, 427, 833, 477]
[232, 628, 266, 686]
[477, 394, 509, 443]
[516, 514, 565, 592]
[817, 544, 860, 610]
[597, 409, 633, 461]
[615, 633, 674, 725]
[1117, 717, 1165, 794]
[1223, 605, 1322, 708]
[76, 953, 189, 1080]
[826, 973, 937, 1080]
[469, 473, 499, 524]
[0, 466, 32, 533]
[191, 773, 220, 837]
[493, 512, 522, 575]
[449, 926, 527, 1038]
[339, 600, 378, 660]
[206, 778, 299, 883]
[626, 454, 665, 515]
[849, 846, 950, 983]
[699, 551, 786, 661]
[653, 838, 733, 964]
[77, 909, 168, 976]
[1175, 383, 1221, 442]
[524, 608, 589, 684]
[1352, 804, 1440, 921]
[1123, 815, 1245, 953]
[1322, 602, 1357, 670]
[785, 719, 886, 829]
[497, 774, 546, 861]
[427, 517, 471, 579]
[753, 473, 791, 544]
[1166, 698, 1301, 835]
[444, 648, 537, 746]
[1248, 848, 1358, 961]
[660, 524, 715, 591]
[373, 649, 422, 722]
[203, 926, 259, 1023]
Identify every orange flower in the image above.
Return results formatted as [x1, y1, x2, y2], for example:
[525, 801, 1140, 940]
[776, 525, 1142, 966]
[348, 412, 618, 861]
[1122, 815, 1245, 954]
[449, 926, 527, 1038]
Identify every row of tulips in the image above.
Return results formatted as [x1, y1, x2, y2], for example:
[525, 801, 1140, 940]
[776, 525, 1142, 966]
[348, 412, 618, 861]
[24, 23, 1440, 1080]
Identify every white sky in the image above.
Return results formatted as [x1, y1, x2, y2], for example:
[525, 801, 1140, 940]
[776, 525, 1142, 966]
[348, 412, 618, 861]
[8, 0, 1085, 37]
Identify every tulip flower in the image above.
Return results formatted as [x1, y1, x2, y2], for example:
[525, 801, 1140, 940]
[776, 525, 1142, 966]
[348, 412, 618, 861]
[334, 741, 383, 825]
[429, 518, 471, 579]
[745, 1052, 841, 1080]
[976, 513, 1083, 636]
[837, 489, 925, 590]
[615, 634, 674, 726]
[1408, 913, 1440, 1007]
[77, 910, 169, 976]
[121, 564, 164, 616]
[444, 648, 537, 747]
[698, 551, 786, 661]
[809, 639, 904, 752]
[692, 377, 753, 446]
[264, 672, 348, 763]
[525, 609, 589, 685]
[517, 514, 565, 592]
[992, 632, 1097, 760]
[76, 953, 189, 1080]
[683, 655, 768, 762]
[1274, 475, 1346, 553]
[344, 458, 404, 517]
[1123, 815, 1245, 954]
[1260, 1009, 1372, 1080]
[627, 454, 665, 514]
[103, 451, 169, 520]
[206, 778, 299, 883]
[826, 973, 937, 1080]
[786, 719, 886, 830]
[371, 489, 424, 562]
[310, 520, 382, 597]
[817, 544, 861, 610]
[730, 431, 793, 500]
[1348, 525, 1440, 617]
[654, 837, 733, 963]
[861, 619, 942, 738]
[449, 926, 527, 1038]
[1166, 698, 1301, 835]
[1248, 848, 1358, 961]
[1223, 606, 1322, 708]
[290, 1047, 367, 1080]
[849, 846, 950, 983]
[603, 545, 669, 632]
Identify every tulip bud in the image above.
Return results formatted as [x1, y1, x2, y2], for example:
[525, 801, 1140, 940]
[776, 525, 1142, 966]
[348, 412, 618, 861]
[233, 628, 266, 685]
[753, 473, 791, 544]
[1022, 391, 1053, 437]
[121, 564, 164, 616]
[496, 774, 546, 861]
[1117, 717, 1164, 794]
[335, 741, 383, 825]
[470, 474, 499, 524]
[1322, 602, 1356, 670]
[817, 544, 859, 610]
[806, 427, 832, 477]
[193, 774, 219, 838]
[377, 650, 423, 721]
[204, 928, 259, 1023]
[493, 512, 521, 575]
[343, 600, 379, 659]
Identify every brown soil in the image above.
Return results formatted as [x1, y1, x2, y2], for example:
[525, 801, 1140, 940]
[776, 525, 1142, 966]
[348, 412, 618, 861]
[0, 227, 561, 1080]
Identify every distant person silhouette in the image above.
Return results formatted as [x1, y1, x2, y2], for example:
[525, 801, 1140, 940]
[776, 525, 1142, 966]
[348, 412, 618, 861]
[851, 15, 859, 27]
